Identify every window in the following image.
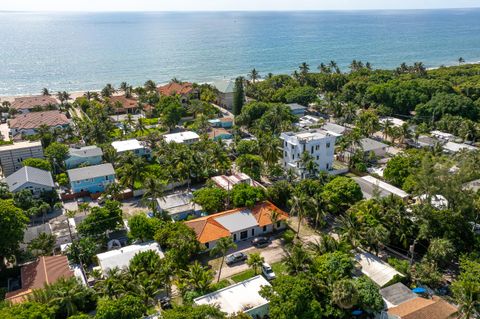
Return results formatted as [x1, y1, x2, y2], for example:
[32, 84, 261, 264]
[251, 229, 255, 236]
[292, 154, 294, 160]
[233, 234, 237, 241]
[284, 151, 287, 157]
[263, 226, 267, 232]
[311, 146, 314, 154]
[326, 163, 330, 169]
[240, 231, 248, 240]
[316, 155, 319, 160]
[316, 145, 319, 150]
[277, 221, 281, 228]
[205, 242, 209, 249]
[105, 176, 109, 181]
[326, 142, 331, 148]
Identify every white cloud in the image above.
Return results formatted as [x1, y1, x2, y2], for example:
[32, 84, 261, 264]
[0, 0, 478, 11]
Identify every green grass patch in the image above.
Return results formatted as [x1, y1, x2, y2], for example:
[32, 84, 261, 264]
[231, 269, 256, 283]
[210, 279, 231, 291]
[271, 262, 287, 275]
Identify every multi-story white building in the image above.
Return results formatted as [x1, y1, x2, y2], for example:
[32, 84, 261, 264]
[281, 129, 336, 178]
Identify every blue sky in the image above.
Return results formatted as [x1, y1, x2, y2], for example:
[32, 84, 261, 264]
[1, 0, 479, 11]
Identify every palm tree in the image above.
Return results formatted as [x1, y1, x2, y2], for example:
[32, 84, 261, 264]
[84, 91, 93, 101]
[318, 62, 330, 74]
[458, 57, 465, 65]
[210, 236, 237, 282]
[101, 84, 115, 98]
[269, 209, 282, 234]
[144, 80, 157, 92]
[120, 82, 129, 93]
[289, 194, 310, 238]
[141, 177, 167, 215]
[299, 62, 310, 75]
[382, 118, 392, 141]
[247, 253, 265, 275]
[332, 279, 358, 309]
[282, 244, 311, 275]
[337, 210, 362, 249]
[179, 261, 214, 293]
[329, 60, 340, 73]
[299, 151, 318, 178]
[258, 134, 280, 170]
[308, 234, 339, 256]
[42, 88, 50, 96]
[310, 193, 327, 229]
[248, 68, 260, 83]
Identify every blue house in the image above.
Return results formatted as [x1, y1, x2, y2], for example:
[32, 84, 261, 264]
[208, 128, 232, 141]
[65, 145, 103, 169]
[67, 163, 115, 194]
[208, 117, 233, 129]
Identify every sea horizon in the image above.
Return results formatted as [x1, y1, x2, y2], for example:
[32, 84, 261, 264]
[1, 8, 480, 96]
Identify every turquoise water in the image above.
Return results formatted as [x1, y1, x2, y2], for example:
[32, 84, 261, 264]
[1, 9, 480, 96]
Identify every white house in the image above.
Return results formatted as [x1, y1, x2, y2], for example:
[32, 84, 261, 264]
[156, 192, 202, 221]
[280, 129, 336, 178]
[194, 276, 271, 318]
[353, 175, 409, 200]
[4, 166, 54, 195]
[96, 242, 164, 275]
[111, 139, 150, 157]
[163, 131, 200, 144]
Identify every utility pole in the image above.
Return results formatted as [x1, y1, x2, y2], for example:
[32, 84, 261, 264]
[409, 239, 417, 266]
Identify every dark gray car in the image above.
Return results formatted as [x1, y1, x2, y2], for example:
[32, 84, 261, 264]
[225, 252, 248, 266]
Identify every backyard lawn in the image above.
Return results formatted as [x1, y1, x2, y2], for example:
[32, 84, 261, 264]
[230, 261, 287, 283]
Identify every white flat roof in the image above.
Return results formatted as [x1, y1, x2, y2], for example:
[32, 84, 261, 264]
[111, 139, 144, 152]
[355, 251, 403, 287]
[215, 210, 259, 233]
[96, 242, 163, 273]
[380, 117, 405, 127]
[443, 141, 478, 153]
[194, 275, 271, 315]
[163, 131, 200, 143]
[361, 175, 409, 198]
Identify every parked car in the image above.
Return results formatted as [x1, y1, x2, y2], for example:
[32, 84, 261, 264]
[262, 263, 276, 281]
[97, 194, 112, 205]
[252, 236, 270, 248]
[159, 296, 172, 309]
[225, 252, 248, 266]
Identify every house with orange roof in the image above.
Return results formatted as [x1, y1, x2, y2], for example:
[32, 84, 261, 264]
[11, 96, 58, 114]
[9, 110, 70, 137]
[108, 95, 140, 114]
[387, 296, 458, 319]
[5, 255, 76, 304]
[184, 201, 289, 250]
[157, 82, 198, 104]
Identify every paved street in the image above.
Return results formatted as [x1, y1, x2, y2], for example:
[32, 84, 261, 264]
[210, 231, 321, 280]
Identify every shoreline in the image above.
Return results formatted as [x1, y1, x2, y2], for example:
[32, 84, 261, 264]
[1, 61, 479, 101]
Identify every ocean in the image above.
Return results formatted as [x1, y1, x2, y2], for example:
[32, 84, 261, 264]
[0, 9, 480, 96]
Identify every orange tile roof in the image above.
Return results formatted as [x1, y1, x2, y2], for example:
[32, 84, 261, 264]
[11, 96, 58, 110]
[208, 127, 231, 139]
[388, 296, 458, 319]
[109, 95, 139, 109]
[184, 201, 288, 243]
[5, 256, 74, 304]
[158, 82, 194, 96]
[9, 110, 70, 130]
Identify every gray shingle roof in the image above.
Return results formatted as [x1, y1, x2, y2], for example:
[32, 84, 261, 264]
[4, 166, 54, 192]
[213, 80, 235, 93]
[380, 283, 417, 308]
[360, 138, 388, 152]
[68, 145, 103, 158]
[287, 103, 307, 111]
[67, 163, 115, 182]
